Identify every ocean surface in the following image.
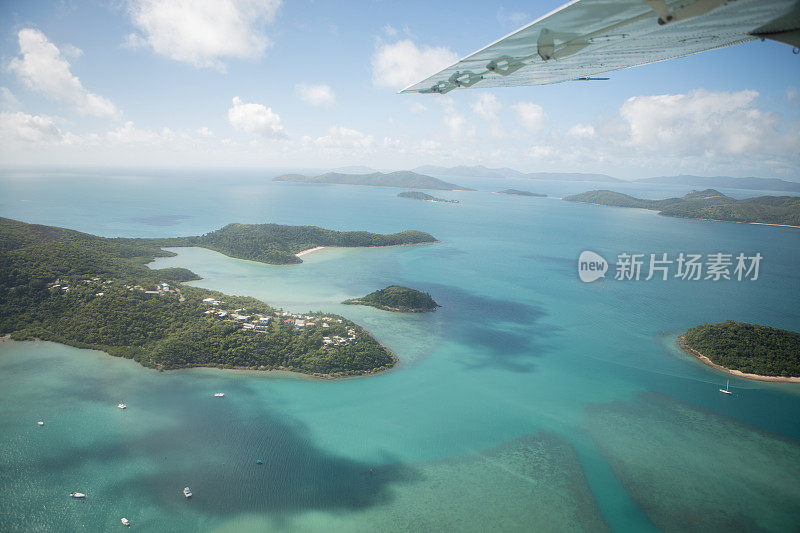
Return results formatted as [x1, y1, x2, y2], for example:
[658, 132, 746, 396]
[1, 169, 799, 532]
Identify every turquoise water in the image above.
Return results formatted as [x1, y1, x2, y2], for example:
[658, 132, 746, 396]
[1, 171, 799, 531]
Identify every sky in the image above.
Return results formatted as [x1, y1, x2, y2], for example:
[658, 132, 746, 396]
[0, 0, 798, 179]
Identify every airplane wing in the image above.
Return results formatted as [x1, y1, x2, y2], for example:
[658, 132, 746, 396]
[402, 0, 800, 94]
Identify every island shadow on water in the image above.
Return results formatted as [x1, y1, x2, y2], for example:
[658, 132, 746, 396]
[23, 374, 420, 525]
[426, 284, 560, 373]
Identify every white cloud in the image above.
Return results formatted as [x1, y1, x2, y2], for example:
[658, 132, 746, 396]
[8, 29, 117, 117]
[471, 93, 504, 137]
[371, 39, 458, 89]
[106, 121, 169, 144]
[197, 126, 213, 137]
[127, 0, 281, 69]
[786, 87, 798, 102]
[0, 111, 66, 143]
[471, 93, 500, 120]
[438, 98, 475, 139]
[497, 8, 529, 29]
[529, 145, 554, 159]
[311, 126, 373, 150]
[510, 89, 799, 176]
[382, 24, 398, 37]
[228, 96, 285, 138]
[0, 87, 21, 112]
[511, 101, 546, 133]
[444, 112, 471, 137]
[295, 83, 335, 107]
[60, 43, 83, 59]
[409, 102, 427, 114]
[567, 123, 595, 138]
[619, 89, 787, 156]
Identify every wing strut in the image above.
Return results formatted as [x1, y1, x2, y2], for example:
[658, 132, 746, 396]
[647, 0, 731, 25]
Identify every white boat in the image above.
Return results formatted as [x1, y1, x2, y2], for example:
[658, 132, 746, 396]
[70, 492, 86, 498]
[719, 380, 733, 395]
[213, 392, 224, 398]
[37, 420, 44, 426]
[117, 403, 127, 409]
[183, 487, 192, 498]
[121, 518, 130, 526]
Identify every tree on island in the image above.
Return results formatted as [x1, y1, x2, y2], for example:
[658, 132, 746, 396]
[343, 286, 440, 312]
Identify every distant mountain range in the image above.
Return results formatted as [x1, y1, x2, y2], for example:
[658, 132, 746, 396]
[411, 165, 800, 192]
[414, 165, 527, 179]
[636, 175, 800, 193]
[276, 165, 800, 193]
[413, 165, 620, 182]
[564, 189, 800, 226]
[274, 171, 471, 191]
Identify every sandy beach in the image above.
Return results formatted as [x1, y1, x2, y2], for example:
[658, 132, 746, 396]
[677, 335, 800, 383]
[295, 246, 326, 257]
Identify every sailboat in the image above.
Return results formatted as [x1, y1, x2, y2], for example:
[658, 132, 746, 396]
[719, 380, 733, 395]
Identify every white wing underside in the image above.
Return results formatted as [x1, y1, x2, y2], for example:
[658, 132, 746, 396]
[402, 0, 799, 93]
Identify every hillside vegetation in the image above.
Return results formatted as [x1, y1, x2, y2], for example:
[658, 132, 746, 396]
[398, 191, 459, 203]
[0, 217, 396, 376]
[683, 320, 800, 377]
[129, 223, 437, 265]
[344, 285, 440, 312]
[564, 189, 800, 226]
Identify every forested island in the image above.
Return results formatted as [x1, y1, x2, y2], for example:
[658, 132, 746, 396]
[343, 286, 440, 312]
[563, 189, 800, 226]
[680, 320, 800, 381]
[127, 223, 437, 265]
[398, 191, 459, 203]
[496, 189, 546, 197]
[274, 170, 471, 191]
[0, 217, 405, 377]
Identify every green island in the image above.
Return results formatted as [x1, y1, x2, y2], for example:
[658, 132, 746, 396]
[496, 189, 546, 197]
[343, 285, 440, 312]
[129, 222, 436, 265]
[274, 170, 472, 191]
[0, 217, 443, 377]
[563, 189, 800, 227]
[398, 191, 459, 203]
[679, 320, 800, 381]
